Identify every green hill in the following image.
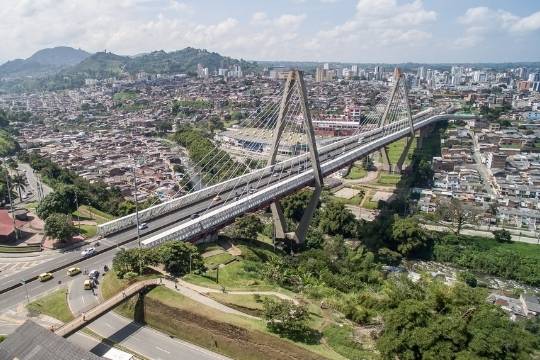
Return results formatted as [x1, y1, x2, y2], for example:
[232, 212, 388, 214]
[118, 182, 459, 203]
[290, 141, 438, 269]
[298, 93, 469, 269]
[126, 47, 258, 74]
[0, 46, 90, 78]
[65, 52, 129, 78]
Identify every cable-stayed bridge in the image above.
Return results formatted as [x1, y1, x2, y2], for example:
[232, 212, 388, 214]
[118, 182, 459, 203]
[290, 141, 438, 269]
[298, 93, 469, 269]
[96, 69, 477, 247]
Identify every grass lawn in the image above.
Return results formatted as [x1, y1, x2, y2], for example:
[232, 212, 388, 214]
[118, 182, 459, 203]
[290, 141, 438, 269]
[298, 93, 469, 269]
[386, 137, 417, 165]
[205, 252, 235, 268]
[208, 293, 279, 317]
[345, 166, 367, 180]
[0, 245, 41, 253]
[26, 288, 74, 323]
[74, 205, 114, 224]
[184, 261, 277, 291]
[330, 193, 364, 206]
[79, 224, 97, 238]
[377, 172, 402, 185]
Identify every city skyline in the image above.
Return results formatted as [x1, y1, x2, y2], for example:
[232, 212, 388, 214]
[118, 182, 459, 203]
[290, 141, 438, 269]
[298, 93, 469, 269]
[1, 0, 539, 64]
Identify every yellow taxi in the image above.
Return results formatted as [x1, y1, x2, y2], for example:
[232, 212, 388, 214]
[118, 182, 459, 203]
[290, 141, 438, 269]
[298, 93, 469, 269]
[83, 279, 94, 290]
[67, 267, 81, 276]
[38, 272, 53, 282]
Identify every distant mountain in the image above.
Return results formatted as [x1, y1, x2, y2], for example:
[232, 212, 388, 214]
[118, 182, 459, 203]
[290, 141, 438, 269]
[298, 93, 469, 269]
[0, 46, 259, 92]
[27, 46, 90, 66]
[0, 46, 90, 77]
[64, 51, 130, 78]
[125, 47, 258, 74]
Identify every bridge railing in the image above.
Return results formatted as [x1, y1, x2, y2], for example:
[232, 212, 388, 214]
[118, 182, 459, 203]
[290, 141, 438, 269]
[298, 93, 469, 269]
[97, 108, 436, 237]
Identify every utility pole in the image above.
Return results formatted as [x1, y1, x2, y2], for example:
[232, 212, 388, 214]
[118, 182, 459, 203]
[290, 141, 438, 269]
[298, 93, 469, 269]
[189, 252, 193, 274]
[74, 191, 81, 231]
[132, 163, 141, 248]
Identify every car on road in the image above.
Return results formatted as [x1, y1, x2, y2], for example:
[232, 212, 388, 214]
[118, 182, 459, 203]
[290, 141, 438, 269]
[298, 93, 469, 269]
[67, 267, 81, 276]
[138, 223, 148, 230]
[273, 173, 279, 177]
[88, 270, 100, 279]
[83, 279, 94, 290]
[81, 247, 96, 257]
[38, 273, 53, 282]
[213, 195, 221, 202]
[190, 213, 200, 219]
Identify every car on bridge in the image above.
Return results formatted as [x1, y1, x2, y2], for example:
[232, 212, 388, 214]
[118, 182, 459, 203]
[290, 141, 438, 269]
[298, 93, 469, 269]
[38, 272, 53, 282]
[138, 222, 148, 230]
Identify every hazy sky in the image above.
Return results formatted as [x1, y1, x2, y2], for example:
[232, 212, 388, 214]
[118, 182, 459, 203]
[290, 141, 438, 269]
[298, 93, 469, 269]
[1, 0, 539, 64]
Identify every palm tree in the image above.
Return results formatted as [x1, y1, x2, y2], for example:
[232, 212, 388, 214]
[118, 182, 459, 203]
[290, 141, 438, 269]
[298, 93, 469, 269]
[11, 172, 28, 203]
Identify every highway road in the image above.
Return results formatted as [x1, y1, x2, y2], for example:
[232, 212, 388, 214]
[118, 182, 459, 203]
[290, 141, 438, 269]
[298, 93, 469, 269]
[67, 276, 228, 360]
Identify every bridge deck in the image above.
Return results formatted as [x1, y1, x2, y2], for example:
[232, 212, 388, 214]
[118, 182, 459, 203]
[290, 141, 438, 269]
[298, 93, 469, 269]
[55, 278, 160, 337]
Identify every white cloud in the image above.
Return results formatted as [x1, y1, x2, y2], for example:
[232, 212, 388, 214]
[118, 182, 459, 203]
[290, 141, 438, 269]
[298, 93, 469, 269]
[275, 14, 306, 29]
[309, 0, 436, 56]
[455, 7, 540, 47]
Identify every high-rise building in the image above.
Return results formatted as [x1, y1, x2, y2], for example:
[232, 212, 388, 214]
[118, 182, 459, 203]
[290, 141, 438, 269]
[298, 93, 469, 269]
[323, 63, 330, 70]
[374, 66, 384, 81]
[351, 65, 359, 76]
[417, 66, 426, 80]
[517, 67, 528, 80]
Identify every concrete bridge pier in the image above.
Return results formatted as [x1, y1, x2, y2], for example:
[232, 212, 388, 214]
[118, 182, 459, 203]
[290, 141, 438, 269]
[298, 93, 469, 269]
[393, 135, 415, 173]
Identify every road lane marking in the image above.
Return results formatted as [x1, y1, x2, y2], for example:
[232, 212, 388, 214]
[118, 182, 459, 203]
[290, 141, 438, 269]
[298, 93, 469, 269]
[155, 346, 170, 354]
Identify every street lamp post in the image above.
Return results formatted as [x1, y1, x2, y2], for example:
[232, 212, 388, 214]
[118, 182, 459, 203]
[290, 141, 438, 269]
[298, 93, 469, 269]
[74, 191, 81, 231]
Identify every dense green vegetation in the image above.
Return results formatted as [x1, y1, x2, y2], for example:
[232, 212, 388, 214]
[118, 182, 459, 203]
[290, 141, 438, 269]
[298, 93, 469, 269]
[0, 109, 24, 156]
[376, 280, 536, 360]
[433, 233, 540, 286]
[112, 240, 204, 278]
[170, 126, 245, 184]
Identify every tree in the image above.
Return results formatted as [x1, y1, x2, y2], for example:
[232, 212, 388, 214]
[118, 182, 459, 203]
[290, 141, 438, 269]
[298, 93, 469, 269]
[390, 215, 429, 258]
[281, 190, 314, 222]
[230, 214, 263, 241]
[435, 198, 480, 235]
[44, 213, 78, 243]
[493, 229, 512, 243]
[377, 282, 536, 360]
[112, 248, 159, 277]
[36, 185, 79, 219]
[263, 298, 312, 342]
[11, 172, 27, 202]
[158, 241, 203, 276]
[318, 202, 358, 238]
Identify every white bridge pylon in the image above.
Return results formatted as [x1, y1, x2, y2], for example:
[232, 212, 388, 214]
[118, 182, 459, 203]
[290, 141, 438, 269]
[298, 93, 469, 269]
[267, 70, 323, 244]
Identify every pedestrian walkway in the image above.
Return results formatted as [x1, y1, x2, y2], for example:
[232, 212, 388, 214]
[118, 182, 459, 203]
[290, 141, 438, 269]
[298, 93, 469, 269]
[55, 278, 160, 337]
